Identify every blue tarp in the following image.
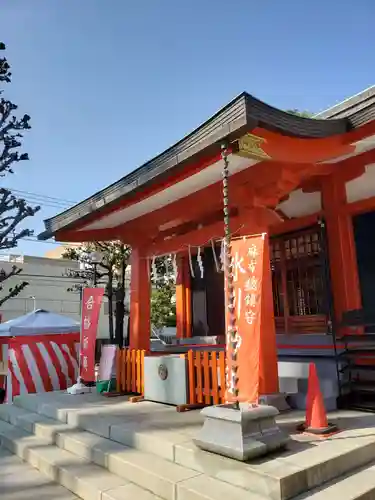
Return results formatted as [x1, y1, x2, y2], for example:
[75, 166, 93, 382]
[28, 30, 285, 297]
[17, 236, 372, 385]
[0, 309, 80, 337]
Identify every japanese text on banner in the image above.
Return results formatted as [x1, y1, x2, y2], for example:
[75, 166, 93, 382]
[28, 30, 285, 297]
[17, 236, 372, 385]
[226, 236, 265, 403]
[80, 288, 104, 382]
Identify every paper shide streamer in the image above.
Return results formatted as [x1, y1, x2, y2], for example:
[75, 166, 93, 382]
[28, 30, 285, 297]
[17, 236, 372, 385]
[172, 253, 178, 281]
[211, 239, 220, 272]
[197, 246, 204, 278]
[151, 256, 157, 283]
[188, 245, 195, 278]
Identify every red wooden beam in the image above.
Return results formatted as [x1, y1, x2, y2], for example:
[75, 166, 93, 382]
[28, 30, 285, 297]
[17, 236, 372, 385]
[145, 207, 283, 257]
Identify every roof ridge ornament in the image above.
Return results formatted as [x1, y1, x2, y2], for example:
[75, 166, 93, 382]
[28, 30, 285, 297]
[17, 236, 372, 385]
[234, 133, 270, 160]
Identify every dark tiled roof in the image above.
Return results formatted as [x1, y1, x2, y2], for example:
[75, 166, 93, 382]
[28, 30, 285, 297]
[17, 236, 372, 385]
[315, 85, 375, 126]
[39, 89, 375, 240]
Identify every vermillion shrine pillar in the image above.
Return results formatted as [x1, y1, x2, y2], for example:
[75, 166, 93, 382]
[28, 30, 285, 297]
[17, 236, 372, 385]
[183, 257, 192, 338]
[175, 255, 186, 339]
[175, 256, 192, 339]
[258, 235, 279, 396]
[129, 248, 151, 351]
[322, 173, 361, 324]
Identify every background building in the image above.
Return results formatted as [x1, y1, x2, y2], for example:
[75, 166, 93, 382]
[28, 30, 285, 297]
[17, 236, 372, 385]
[0, 253, 112, 339]
[44, 243, 82, 260]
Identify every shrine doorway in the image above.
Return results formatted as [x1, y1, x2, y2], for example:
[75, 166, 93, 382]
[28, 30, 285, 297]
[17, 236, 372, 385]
[190, 247, 225, 337]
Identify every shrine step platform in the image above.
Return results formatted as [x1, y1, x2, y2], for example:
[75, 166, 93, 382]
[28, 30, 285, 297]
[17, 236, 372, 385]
[1, 393, 375, 500]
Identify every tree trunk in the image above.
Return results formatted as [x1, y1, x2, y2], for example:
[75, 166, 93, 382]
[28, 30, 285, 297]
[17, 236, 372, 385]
[115, 260, 126, 347]
[115, 287, 125, 347]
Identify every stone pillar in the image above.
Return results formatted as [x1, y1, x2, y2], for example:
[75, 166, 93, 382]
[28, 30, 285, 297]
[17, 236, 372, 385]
[129, 248, 151, 351]
[322, 173, 361, 324]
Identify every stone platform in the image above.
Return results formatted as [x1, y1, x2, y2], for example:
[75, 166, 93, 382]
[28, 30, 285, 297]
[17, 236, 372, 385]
[0, 448, 78, 499]
[1, 391, 375, 499]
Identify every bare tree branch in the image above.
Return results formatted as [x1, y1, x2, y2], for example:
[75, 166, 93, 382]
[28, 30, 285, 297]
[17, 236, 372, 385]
[0, 42, 37, 307]
[0, 42, 11, 83]
[0, 280, 28, 308]
[0, 189, 40, 248]
[0, 264, 21, 283]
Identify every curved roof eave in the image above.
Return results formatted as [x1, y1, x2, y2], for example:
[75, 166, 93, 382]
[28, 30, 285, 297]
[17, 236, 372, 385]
[39, 90, 375, 240]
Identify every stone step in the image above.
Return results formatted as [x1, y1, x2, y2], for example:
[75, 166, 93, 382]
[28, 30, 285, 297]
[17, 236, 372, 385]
[10, 393, 375, 500]
[176, 474, 267, 500]
[13, 393, 201, 462]
[0, 403, 270, 500]
[0, 407, 258, 500]
[173, 435, 375, 500]
[0, 420, 163, 500]
[0, 416, 268, 500]
[294, 461, 375, 499]
[0, 447, 79, 500]
[0, 405, 200, 498]
[0, 402, 68, 434]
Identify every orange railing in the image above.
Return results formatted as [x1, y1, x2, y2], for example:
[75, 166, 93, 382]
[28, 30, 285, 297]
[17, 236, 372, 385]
[116, 348, 145, 395]
[116, 347, 227, 408]
[186, 350, 226, 406]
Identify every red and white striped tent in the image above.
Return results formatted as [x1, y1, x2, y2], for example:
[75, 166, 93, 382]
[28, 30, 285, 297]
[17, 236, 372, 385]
[0, 309, 80, 402]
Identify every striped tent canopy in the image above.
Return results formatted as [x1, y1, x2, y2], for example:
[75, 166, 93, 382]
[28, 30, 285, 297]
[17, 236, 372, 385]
[0, 309, 79, 337]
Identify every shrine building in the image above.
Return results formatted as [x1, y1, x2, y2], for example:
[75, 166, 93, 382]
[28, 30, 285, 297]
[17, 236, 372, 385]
[39, 85, 375, 411]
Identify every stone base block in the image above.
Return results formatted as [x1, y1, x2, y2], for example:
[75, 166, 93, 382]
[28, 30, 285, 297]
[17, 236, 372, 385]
[258, 393, 290, 412]
[193, 403, 290, 462]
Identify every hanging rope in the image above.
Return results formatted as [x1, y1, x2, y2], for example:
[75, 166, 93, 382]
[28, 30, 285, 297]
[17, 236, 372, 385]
[222, 143, 239, 410]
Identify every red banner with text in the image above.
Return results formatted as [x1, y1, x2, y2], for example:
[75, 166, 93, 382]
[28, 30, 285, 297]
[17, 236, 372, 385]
[226, 235, 265, 404]
[80, 287, 104, 382]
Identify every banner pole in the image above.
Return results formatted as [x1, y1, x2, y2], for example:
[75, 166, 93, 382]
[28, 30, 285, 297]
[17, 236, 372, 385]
[77, 285, 83, 382]
[78, 293, 83, 382]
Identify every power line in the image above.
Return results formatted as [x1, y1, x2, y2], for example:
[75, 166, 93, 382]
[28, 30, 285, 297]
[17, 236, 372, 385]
[18, 197, 72, 210]
[2, 187, 77, 205]
[1, 188, 77, 210]
[19, 238, 80, 246]
[0, 189, 81, 246]
[27, 199, 72, 209]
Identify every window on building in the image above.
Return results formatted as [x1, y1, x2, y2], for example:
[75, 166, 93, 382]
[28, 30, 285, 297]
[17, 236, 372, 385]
[270, 227, 329, 334]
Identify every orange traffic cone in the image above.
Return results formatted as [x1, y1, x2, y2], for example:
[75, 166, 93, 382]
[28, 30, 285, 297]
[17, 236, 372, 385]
[297, 363, 338, 436]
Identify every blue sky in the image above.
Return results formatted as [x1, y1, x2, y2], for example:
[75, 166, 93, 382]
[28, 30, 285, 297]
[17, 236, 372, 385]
[1, 0, 374, 256]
